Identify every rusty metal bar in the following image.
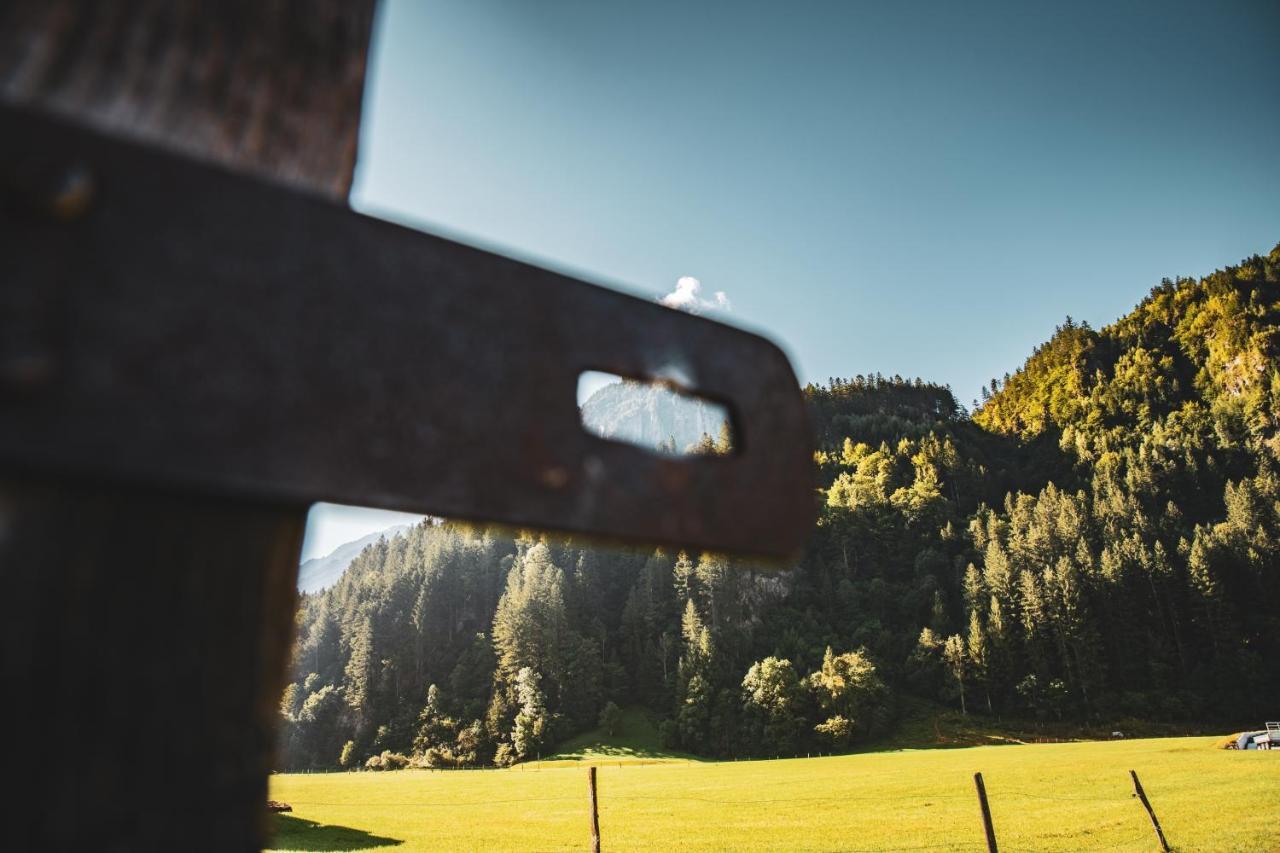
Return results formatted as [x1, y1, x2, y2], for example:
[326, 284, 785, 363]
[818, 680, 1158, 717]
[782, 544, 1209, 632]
[0, 105, 814, 559]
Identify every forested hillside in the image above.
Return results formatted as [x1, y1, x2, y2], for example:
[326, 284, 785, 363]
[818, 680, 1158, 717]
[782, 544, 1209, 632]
[278, 244, 1280, 770]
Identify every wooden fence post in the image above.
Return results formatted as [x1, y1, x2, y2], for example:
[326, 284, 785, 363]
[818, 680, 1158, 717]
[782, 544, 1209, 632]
[1129, 770, 1170, 852]
[0, 5, 376, 850]
[588, 766, 601, 853]
[973, 772, 998, 853]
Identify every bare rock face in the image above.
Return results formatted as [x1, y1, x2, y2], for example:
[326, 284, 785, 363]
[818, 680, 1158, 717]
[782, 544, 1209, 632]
[580, 380, 728, 454]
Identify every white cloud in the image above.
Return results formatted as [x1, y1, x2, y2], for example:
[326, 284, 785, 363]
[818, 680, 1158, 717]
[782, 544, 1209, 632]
[658, 276, 731, 314]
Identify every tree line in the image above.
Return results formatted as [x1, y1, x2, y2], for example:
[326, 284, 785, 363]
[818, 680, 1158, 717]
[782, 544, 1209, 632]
[278, 243, 1280, 769]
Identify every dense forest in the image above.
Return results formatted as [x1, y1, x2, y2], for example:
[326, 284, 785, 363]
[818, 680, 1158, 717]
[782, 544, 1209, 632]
[278, 244, 1280, 770]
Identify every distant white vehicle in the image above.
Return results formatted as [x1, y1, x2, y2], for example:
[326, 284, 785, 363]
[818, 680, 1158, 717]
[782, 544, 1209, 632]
[1233, 724, 1278, 750]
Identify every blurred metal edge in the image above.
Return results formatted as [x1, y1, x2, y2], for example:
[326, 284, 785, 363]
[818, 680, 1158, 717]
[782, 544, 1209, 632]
[0, 105, 816, 561]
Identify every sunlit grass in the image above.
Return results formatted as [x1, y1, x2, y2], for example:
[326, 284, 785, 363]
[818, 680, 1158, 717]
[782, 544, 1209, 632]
[268, 734, 1277, 851]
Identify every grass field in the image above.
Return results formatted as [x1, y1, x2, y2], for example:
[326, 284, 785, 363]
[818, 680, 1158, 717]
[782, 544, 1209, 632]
[269, 730, 1277, 851]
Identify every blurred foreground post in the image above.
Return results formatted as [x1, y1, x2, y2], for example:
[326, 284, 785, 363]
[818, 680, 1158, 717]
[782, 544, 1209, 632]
[0, 2, 377, 849]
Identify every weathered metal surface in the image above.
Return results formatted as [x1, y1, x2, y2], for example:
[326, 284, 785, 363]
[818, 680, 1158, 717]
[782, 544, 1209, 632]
[0, 105, 816, 559]
[0, 0, 377, 200]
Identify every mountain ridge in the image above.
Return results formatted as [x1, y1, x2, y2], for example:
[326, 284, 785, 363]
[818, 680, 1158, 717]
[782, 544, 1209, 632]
[580, 380, 728, 454]
[297, 523, 415, 593]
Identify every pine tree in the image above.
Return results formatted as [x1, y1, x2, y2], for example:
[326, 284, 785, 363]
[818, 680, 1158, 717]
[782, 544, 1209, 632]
[344, 615, 376, 722]
[966, 610, 991, 713]
[942, 634, 968, 715]
[511, 667, 548, 759]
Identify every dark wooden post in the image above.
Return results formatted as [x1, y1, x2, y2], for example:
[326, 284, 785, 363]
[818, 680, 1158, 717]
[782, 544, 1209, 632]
[0, 1, 375, 200]
[587, 766, 601, 853]
[1, 477, 306, 849]
[0, 3, 376, 850]
[1129, 770, 1170, 852]
[973, 772, 998, 853]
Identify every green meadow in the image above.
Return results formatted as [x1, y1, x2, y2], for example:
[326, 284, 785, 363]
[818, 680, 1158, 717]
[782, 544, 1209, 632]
[268, 732, 1277, 851]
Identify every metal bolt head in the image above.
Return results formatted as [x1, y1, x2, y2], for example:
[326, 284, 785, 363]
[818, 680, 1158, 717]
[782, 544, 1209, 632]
[0, 352, 56, 394]
[1, 159, 95, 222]
[43, 162, 95, 221]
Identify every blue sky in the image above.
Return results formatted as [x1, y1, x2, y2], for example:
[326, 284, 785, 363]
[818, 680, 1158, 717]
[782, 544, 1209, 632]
[308, 0, 1280, 558]
[300, 503, 427, 562]
[354, 0, 1279, 406]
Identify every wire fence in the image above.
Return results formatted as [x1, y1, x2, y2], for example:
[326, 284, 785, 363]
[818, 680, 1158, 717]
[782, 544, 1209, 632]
[277, 763, 1179, 852]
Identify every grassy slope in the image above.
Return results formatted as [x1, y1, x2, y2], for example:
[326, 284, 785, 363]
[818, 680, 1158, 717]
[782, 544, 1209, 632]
[541, 700, 1219, 763]
[861, 697, 1234, 752]
[538, 706, 700, 766]
[269, 735, 1278, 851]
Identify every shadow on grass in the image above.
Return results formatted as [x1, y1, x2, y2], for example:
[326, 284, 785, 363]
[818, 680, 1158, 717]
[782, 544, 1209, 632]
[553, 744, 693, 760]
[544, 706, 704, 763]
[269, 814, 403, 851]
